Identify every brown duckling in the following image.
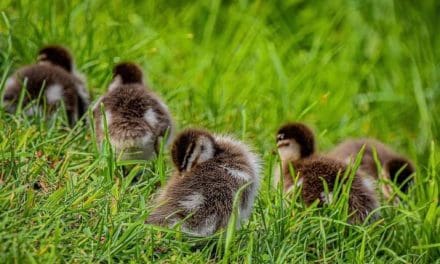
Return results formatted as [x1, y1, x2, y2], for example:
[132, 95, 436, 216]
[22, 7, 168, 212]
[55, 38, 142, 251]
[274, 122, 315, 191]
[275, 123, 379, 223]
[3, 45, 89, 126]
[327, 138, 415, 194]
[93, 62, 173, 161]
[147, 128, 261, 236]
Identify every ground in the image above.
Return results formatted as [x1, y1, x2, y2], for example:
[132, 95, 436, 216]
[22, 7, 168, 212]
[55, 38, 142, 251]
[0, 0, 439, 263]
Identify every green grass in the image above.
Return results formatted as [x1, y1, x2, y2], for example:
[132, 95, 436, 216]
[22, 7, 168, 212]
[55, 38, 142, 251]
[0, 0, 439, 262]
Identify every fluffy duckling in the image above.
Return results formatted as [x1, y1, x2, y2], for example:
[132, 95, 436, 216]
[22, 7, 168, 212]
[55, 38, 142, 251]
[275, 123, 378, 223]
[274, 122, 315, 191]
[93, 62, 173, 161]
[147, 129, 261, 236]
[327, 139, 415, 193]
[3, 45, 89, 126]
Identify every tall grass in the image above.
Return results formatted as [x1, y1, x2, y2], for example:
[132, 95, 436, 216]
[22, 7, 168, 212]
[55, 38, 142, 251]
[0, 0, 439, 262]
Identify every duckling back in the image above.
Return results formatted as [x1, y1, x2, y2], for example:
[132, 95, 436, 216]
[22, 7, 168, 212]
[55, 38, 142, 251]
[148, 134, 260, 236]
[297, 156, 379, 223]
[93, 76, 172, 161]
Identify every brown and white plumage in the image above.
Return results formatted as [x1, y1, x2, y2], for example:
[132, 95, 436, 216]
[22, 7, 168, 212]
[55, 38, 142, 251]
[274, 122, 316, 191]
[147, 129, 261, 236]
[3, 45, 89, 126]
[327, 138, 415, 194]
[93, 62, 173, 161]
[297, 157, 378, 223]
[275, 123, 379, 223]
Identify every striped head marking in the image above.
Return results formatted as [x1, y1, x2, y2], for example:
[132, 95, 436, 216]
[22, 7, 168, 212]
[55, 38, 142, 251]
[172, 129, 217, 172]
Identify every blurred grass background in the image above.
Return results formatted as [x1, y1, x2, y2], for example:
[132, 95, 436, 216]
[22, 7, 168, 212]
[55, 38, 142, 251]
[0, 0, 439, 262]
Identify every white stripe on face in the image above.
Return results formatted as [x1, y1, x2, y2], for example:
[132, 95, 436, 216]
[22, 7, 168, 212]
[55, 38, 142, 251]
[108, 75, 122, 91]
[196, 136, 215, 163]
[183, 136, 215, 171]
[185, 142, 201, 171]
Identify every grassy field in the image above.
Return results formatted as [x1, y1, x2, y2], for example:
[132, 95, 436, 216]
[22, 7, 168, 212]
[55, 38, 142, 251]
[1, 0, 439, 262]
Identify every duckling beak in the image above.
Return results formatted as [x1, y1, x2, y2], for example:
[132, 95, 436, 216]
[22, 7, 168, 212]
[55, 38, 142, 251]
[37, 54, 47, 61]
[277, 139, 290, 148]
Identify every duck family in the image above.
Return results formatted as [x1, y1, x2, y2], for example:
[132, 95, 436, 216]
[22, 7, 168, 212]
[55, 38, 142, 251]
[2, 45, 416, 236]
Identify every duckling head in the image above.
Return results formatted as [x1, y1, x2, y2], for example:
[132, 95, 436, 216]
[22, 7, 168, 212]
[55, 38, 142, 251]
[386, 157, 415, 192]
[112, 62, 143, 86]
[172, 129, 217, 172]
[276, 122, 315, 161]
[37, 45, 73, 72]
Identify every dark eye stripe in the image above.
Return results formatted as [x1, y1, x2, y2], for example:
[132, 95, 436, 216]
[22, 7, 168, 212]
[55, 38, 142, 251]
[277, 134, 284, 141]
[181, 142, 196, 170]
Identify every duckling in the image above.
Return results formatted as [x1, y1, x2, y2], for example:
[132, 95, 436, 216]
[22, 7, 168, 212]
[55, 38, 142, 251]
[274, 122, 315, 191]
[297, 157, 379, 223]
[327, 139, 415, 193]
[275, 123, 378, 223]
[93, 62, 173, 161]
[3, 45, 89, 126]
[147, 129, 261, 236]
